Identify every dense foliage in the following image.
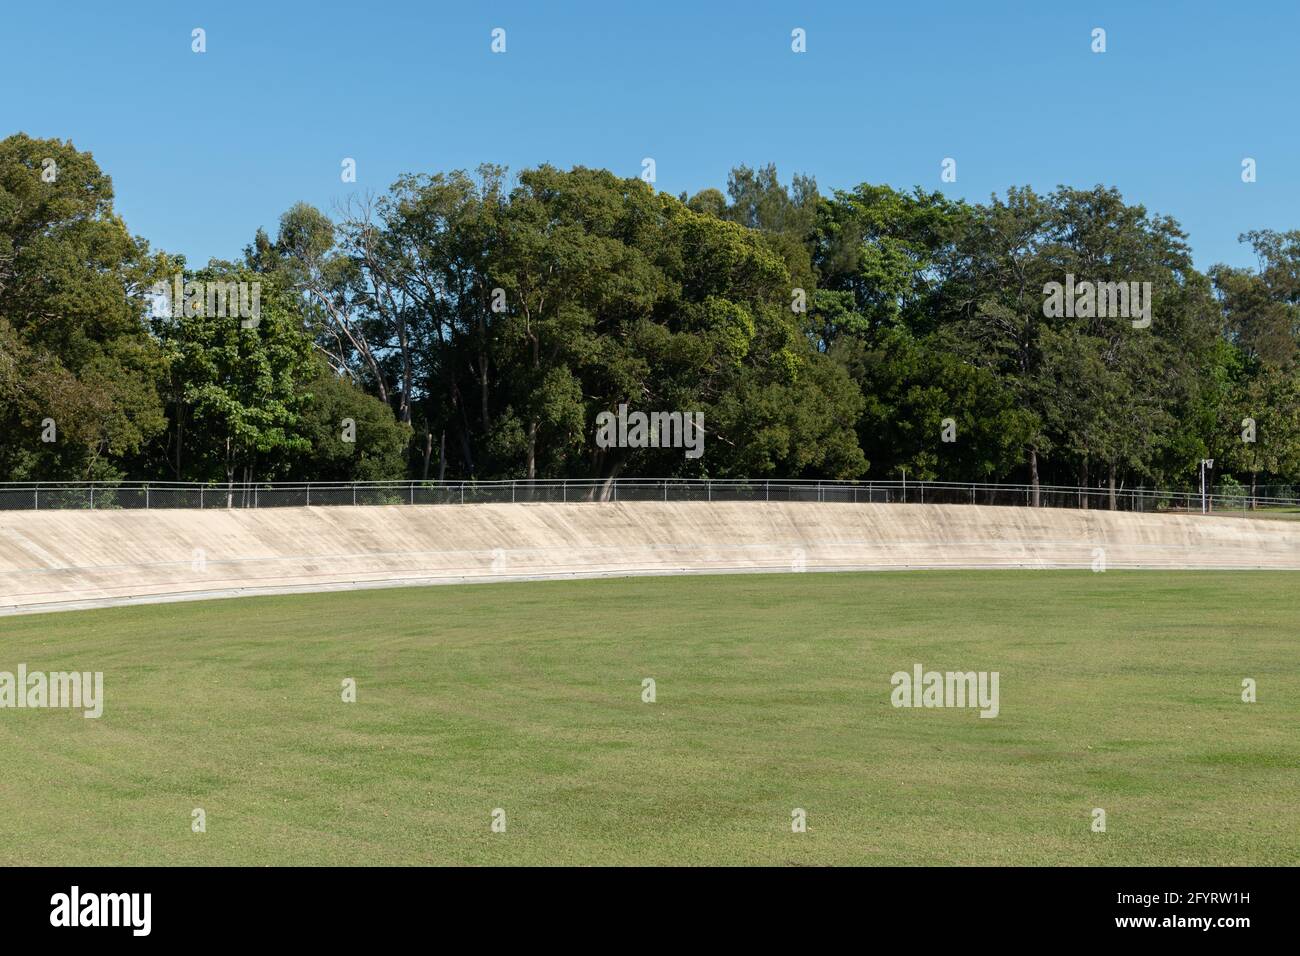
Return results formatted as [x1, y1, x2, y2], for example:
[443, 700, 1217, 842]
[3, 135, 1298, 498]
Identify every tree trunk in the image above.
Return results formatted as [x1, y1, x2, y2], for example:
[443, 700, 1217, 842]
[174, 401, 184, 479]
[479, 352, 490, 428]
[1108, 463, 1117, 510]
[399, 328, 413, 424]
[451, 384, 475, 476]
[421, 431, 433, 481]
[526, 420, 538, 480]
[1079, 460, 1089, 510]
[1028, 446, 1040, 507]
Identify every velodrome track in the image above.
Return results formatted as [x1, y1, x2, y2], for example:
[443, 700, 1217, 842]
[1, 502, 1298, 615]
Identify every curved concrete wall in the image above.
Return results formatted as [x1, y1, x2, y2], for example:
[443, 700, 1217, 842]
[1, 502, 1297, 614]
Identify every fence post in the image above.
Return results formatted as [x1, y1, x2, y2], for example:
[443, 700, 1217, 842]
[461, 483, 465, 505]
[90, 486, 94, 510]
[34, 488, 38, 510]
[707, 481, 712, 502]
[306, 483, 310, 507]
[971, 483, 975, 505]
[352, 485, 356, 506]
[146, 485, 150, 509]
[766, 480, 770, 502]
[512, 481, 516, 504]
[200, 486, 204, 510]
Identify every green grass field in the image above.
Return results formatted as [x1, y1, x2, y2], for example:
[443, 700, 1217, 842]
[1, 571, 1296, 866]
[1207, 506, 1300, 520]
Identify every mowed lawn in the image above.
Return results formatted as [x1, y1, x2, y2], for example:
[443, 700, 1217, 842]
[1, 571, 1296, 866]
[1208, 507, 1300, 520]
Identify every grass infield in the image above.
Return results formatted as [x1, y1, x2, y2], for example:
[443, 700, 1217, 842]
[1, 571, 1295, 865]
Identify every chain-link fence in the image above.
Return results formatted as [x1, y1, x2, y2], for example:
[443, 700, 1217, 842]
[1, 479, 1297, 513]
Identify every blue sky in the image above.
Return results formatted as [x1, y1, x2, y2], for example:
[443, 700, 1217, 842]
[3, 0, 1296, 270]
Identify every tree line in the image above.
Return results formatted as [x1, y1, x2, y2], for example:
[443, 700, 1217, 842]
[2, 133, 1298, 502]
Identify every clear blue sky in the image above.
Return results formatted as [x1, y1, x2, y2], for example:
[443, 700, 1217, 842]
[4, 0, 1296, 270]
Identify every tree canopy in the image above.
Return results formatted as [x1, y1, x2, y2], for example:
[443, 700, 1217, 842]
[3, 132, 1298, 502]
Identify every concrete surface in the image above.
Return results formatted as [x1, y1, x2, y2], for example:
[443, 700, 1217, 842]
[1, 502, 1297, 615]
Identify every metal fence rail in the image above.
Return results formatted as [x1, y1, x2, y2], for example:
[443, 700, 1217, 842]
[0, 479, 1297, 514]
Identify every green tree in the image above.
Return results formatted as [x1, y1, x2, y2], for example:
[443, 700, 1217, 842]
[280, 363, 412, 481]
[152, 269, 315, 491]
[844, 327, 1034, 482]
[0, 133, 169, 480]
[934, 186, 1055, 499]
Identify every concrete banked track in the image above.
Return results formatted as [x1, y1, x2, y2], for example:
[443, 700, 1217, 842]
[1, 502, 1298, 614]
